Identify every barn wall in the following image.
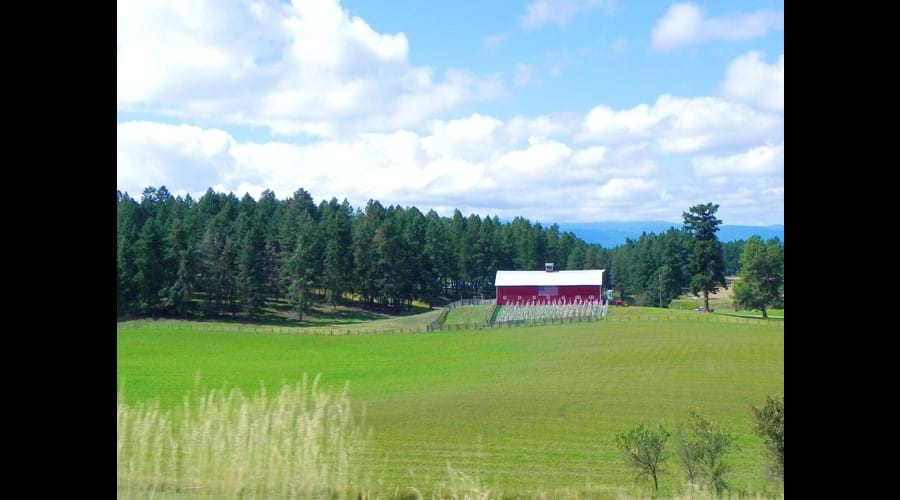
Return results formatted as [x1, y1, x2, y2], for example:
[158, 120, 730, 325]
[495, 285, 602, 305]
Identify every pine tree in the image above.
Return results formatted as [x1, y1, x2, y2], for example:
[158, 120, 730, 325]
[285, 215, 318, 321]
[164, 248, 195, 316]
[422, 210, 448, 307]
[161, 218, 196, 316]
[683, 203, 728, 312]
[135, 217, 166, 313]
[353, 200, 386, 305]
[237, 223, 267, 318]
[199, 218, 238, 316]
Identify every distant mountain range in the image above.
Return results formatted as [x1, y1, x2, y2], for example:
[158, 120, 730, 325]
[553, 221, 784, 247]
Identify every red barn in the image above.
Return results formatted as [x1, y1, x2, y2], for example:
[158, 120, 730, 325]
[494, 264, 605, 305]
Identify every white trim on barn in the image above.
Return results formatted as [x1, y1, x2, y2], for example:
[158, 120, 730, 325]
[494, 270, 605, 287]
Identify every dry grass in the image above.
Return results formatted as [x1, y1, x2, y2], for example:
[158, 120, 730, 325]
[117, 374, 370, 499]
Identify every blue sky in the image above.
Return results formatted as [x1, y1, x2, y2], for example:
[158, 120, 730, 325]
[117, 0, 784, 225]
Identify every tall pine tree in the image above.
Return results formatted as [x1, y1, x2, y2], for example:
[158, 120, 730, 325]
[683, 203, 727, 313]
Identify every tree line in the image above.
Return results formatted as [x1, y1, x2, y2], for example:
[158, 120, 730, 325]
[117, 187, 781, 319]
[117, 186, 614, 319]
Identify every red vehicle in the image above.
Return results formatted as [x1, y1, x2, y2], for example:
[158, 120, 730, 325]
[615, 299, 625, 306]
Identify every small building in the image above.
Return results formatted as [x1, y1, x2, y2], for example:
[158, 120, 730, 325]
[495, 264, 605, 305]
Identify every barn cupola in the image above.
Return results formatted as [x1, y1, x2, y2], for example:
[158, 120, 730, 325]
[545, 262, 555, 272]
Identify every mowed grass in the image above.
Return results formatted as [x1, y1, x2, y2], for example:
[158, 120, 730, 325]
[444, 305, 495, 326]
[118, 317, 784, 496]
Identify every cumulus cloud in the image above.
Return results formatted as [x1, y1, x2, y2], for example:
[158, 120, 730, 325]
[520, 0, 617, 29]
[651, 2, 784, 52]
[579, 94, 782, 153]
[119, 74, 784, 223]
[721, 52, 784, 111]
[504, 113, 582, 139]
[420, 114, 506, 162]
[117, 122, 237, 195]
[118, 117, 678, 222]
[692, 143, 784, 177]
[117, 0, 505, 138]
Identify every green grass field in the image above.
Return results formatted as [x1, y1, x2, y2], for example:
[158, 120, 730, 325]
[118, 312, 783, 496]
[444, 305, 495, 326]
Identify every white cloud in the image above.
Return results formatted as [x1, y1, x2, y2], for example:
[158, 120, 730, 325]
[421, 114, 506, 162]
[504, 113, 581, 139]
[117, 0, 504, 138]
[721, 52, 784, 111]
[520, 0, 616, 29]
[116, 122, 237, 195]
[651, 2, 784, 52]
[692, 143, 784, 177]
[119, 71, 783, 225]
[571, 146, 608, 167]
[513, 63, 542, 87]
[595, 178, 657, 202]
[117, 118, 679, 222]
[580, 94, 782, 154]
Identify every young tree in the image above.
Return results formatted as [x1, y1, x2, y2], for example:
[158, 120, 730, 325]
[614, 424, 670, 493]
[752, 396, 784, 482]
[676, 426, 704, 486]
[733, 237, 784, 318]
[682, 203, 728, 312]
[679, 409, 736, 494]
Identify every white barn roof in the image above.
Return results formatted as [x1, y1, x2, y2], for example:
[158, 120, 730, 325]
[495, 270, 605, 287]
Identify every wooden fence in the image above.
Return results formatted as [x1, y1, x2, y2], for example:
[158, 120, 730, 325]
[118, 312, 783, 336]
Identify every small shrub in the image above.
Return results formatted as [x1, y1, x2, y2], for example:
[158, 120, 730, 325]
[676, 425, 703, 486]
[614, 424, 670, 493]
[752, 396, 784, 482]
[678, 409, 736, 494]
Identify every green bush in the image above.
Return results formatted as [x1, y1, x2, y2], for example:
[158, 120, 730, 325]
[677, 409, 736, 494]
[752, 396, 784, 482]
[614, 424, 670, 493]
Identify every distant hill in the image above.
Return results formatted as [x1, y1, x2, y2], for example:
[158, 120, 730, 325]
[554, 221, 784, 247]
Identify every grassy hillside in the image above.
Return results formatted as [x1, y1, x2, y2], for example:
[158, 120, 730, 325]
[118, 315, 783, 496]
[443, 305, 495, 326]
